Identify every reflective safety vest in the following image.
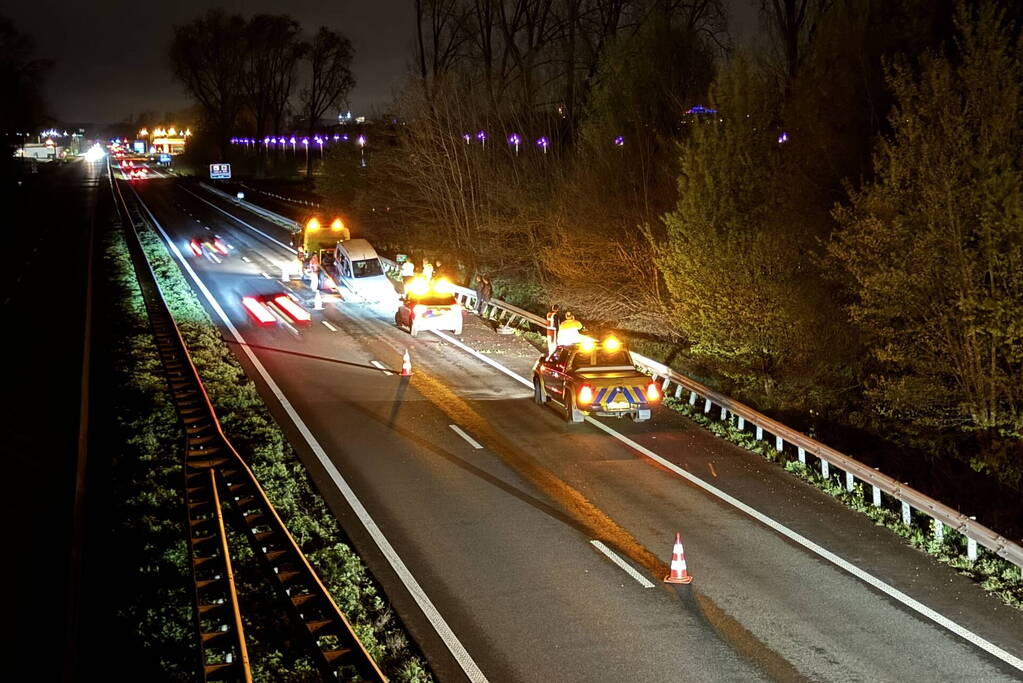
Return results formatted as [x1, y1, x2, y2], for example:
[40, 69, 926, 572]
[400, 261, 415, 276]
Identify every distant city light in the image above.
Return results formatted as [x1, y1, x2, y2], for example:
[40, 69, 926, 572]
[686, 105, 718, 115]
[83, 144, 105, 163]
[778, 131, 789, 144]
[613, 136, 624, 147]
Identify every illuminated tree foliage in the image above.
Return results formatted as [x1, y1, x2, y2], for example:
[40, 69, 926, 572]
[830, 2, 1023, 478]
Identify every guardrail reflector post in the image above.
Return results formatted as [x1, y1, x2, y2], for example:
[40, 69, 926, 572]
[737, 416, 745, 431]
[775, 436, 783, 452]
[901, 501, 911, 526]
[281, 265, 290, 281]
[967, 537, 977, 561]
[756, 425, 763, 441]
[821, 459, 829, 479]
[933, 519, 943, 542]
[872, 485, 881, 507]
[798, 447, 806, 464]
[674, 384, 683, 400]
[689, 391, 697, 406]
[704, 398, 713, 414]
[721, 407, 728, 421]
[845, 471, 854, 492]
[661, 376, 671, 392]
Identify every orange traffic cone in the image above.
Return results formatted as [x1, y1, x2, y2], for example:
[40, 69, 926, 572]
[664, 532, 693, 584]
[400, 349, 412, 376]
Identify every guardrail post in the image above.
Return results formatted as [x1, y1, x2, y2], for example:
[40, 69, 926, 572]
[737, 416, 745, 430]
[704, 398, 713, 414]
[872, 485, 881, 507]
[674, 385, 683, 400]
[720, 407, 728, 421]
[933, 519, 943, 542]
[661, 376, 671, 392]
[689, 391, 697, 406]
[775, 436, 783, 452]
[821, 459, 829, 479]
[755, 425, 763, 440]
[901, 501, 911, 526]
[845, 471, 854, 492]
[967, 537, 978, 561]
[797, 447, 806, 464]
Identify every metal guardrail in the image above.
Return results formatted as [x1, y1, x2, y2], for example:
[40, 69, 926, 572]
[237, 191, 1023, 576]
[199, 181, 302, 234]
[379, 256, 1023, 574]
[117, 169, 388, 681]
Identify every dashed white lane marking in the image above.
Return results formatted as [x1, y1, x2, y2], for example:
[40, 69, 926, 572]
[128, 185, 488, 683]
[370, 360, 392, 376]
[260, 272, 271, 279]
[241, 256, 250, 263]
[431, 330, 1023, 673]
[590, 540, 655, 588]
[449, 424, 483, 450]
[321, 320, 337, 332]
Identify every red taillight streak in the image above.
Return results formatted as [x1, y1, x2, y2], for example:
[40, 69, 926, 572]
[273, 295, 311, 322]
[242, 297, 275, 324]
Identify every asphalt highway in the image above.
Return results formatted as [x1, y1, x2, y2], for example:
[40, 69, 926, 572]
[131, 174, 1023, 682]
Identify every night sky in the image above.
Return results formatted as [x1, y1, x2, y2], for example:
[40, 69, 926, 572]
[4, 0, 757, 126]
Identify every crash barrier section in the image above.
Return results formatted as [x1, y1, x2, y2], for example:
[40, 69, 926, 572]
[215, 188, 1023, 577]
[199, 182, 302, 234]
[238, 182, 322, 209]
[381, 256, 1023, 576]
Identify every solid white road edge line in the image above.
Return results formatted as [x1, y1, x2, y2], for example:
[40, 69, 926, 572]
[321, 320, 337, 332]
[589, 540, 655, 588]
[129, 184, 490, 683]
[370, 360, 392, 376]
[431, 330, 1023, 673]
[181, 185, 297, 253]
[449, 425, 483, 450]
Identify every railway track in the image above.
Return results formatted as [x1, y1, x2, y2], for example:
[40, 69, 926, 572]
[109, 166, 387, 682]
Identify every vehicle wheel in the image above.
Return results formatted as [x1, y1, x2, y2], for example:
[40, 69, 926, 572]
[394, 312, 402, 328]
[533, 377, 546, 405]
[563, 391, 583, 423]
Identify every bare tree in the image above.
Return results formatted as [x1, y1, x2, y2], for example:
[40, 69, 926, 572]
[299, 27, 355, 177]
[761, 0, 834, 80]
[244, 15, 305, 140]
[169, 10, 247, 160]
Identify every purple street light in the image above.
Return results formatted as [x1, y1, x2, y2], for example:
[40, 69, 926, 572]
[356, 134, 366, 147]
[536, 136, 549, 154]
[290, 136, 297, 154]
[462, 133, 471, 144]
[613, 136, 624, 147]
[316, 137, 324, 157]
[333, 134, 340, 141]
[777, 131, 789, 144]
[477, 130, 487, 147]
[341, 134, 349, 141]
[508, 133, 521, 154]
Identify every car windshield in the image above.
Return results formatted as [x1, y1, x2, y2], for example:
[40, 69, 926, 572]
[410, 294, 457, 307]
[353, 258, 383, 278]
[570, 348, 632, 370]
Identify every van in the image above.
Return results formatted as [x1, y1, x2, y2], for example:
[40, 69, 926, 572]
[333, 238, 398, 303]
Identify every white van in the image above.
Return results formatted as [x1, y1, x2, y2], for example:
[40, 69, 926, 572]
[333, 238, 398, 303]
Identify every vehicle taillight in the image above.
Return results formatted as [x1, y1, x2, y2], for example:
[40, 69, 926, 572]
[242, 296, 275, 325]
[273, 294, 311, 323]
[578, 384, 594, 405]
[213, 238, 228, 254]
[413, 304, 426, 317]
[646, 381, 661, 402]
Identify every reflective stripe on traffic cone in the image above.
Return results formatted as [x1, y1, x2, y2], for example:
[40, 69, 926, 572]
[313, 289, 324, 310]
[664, 532, 693, 584]
[401, 349, 412, 376]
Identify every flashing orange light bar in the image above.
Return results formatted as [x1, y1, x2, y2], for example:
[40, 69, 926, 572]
[330, 218, 345, 232]
[242, 296, 275, 325]
[273, 294, 311, 323]
[603, 335, 621, 351]
[407, 276, 430, 297]
[306, 217, 321, 232]
[578, 337, 597, 353]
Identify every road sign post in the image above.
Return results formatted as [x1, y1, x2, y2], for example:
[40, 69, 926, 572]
[209, 163, 232, 179]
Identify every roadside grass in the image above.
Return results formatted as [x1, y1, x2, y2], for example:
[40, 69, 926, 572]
[124, 218, 433, 680]
[662, 396, 1023, 610]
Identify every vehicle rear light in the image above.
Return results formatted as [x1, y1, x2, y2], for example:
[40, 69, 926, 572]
[242, 296, 275, 325]
[213, 238, 228, 254]
[578, 384, 594, 405]
[189, 241, 202, 256]
[273, 294, 311, 323]
[646, 381, 661, 402]
[413, 304, 426, 317]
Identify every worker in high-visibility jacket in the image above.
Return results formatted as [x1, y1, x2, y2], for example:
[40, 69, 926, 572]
[557, 311, 583, 346]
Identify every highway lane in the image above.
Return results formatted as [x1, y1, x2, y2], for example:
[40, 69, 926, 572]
[134, 177, 1023, 681]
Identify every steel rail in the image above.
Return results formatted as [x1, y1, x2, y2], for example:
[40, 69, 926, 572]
[111, 168, 388, 681]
